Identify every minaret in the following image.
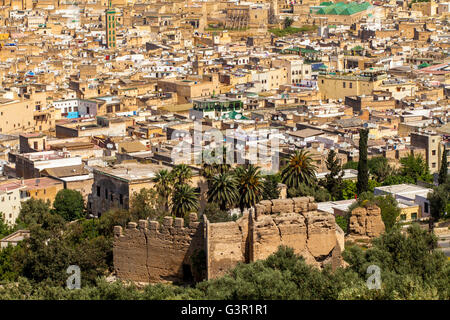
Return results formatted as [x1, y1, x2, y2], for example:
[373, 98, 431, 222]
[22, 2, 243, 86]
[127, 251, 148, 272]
[105, 0, 116, 49]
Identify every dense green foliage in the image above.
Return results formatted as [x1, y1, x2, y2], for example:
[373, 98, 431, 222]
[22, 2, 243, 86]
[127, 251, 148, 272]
[268, 25, 317, 37]
[52, 189, 85, 221]
[235, 164, 264, 211]
[281, 149, 317, 191]
[399, 154, 433, 183]
[427, 181, 450, 222]
[356, 129, 369, 195]
[0, 216, 13, 239]
[171, 184, 199, 217]
[288, 183, 331, 202]
[335, 215, 348, 233]
[347, 192, 401, 232]
[0, 225, 448, 300]
[202, 203, 240, 223]
[262, 174, 281, 200]
[207, 172, 239, 210]
[368, 157, 393, 183]
[321, 150, 344, 200]
[438, 147, 448, 186]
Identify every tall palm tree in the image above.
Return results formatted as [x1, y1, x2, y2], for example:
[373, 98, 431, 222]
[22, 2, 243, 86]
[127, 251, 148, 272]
[153, 169, 173, 211]
[171, 184, 199, 218]
[207, 172, 239, 211]
[234, 164, 264, 211]
[201, 147, 231, 186]
[281, 149, 317, 190]
[170, 164, 193, 185]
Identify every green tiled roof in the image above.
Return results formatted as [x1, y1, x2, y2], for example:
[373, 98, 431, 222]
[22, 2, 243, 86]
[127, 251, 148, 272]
[316, 1, 371, 15]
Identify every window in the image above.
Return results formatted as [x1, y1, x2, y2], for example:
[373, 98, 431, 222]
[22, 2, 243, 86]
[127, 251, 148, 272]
[400, 214, 406, 221]
[432, 162, 436, 168]
[432, 150, 436, 156]
[97, 186, 100, 197]
[424, 202, 429, 213]
[105, 189, 108, 199]
[343, 82, 346, 88]
[349, 83, 352, 88]
[411, 213, 417, 220]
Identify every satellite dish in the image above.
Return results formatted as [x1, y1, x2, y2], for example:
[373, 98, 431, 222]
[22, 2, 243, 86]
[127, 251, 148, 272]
[106, 143, 113, 149]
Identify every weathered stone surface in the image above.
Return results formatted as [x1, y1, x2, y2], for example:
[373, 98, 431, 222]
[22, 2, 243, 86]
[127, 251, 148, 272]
[293, 197, 310, 213]
[113, 197, 345, 283]
[113, 215, 203, 283]
[347, 204, 385, 241]
[271, 199, 294, 214]
[305, 211, 336, 257]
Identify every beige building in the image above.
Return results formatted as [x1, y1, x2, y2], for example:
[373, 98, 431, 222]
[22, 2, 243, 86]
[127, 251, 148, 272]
[410, 131, 442, 174]
[318, 70, 387, 100]
[272, 57, 312, 85]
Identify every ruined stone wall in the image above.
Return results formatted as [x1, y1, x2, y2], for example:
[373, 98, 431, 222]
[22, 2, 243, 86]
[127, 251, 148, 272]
[346, 204, 385, 245]
[206, 212, 250, 279]
[113, 213, 204, 283]
[206, 197, 345, 280]
[114, 197, 345, 283]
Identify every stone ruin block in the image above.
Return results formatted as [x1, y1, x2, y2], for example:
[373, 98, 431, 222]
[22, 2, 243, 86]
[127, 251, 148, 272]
[271, 199, 294, 214]
[174, 218, 184, 228]
[293, 197, 310, 213]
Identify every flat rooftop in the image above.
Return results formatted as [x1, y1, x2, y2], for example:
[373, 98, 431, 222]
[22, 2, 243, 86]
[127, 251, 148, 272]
[375, 184, 432, 199]
[93, 162, 173, 182]
[0, 177, 63, 193]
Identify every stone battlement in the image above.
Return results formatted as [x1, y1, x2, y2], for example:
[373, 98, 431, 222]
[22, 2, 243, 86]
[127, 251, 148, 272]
[113, 197, 345, 283]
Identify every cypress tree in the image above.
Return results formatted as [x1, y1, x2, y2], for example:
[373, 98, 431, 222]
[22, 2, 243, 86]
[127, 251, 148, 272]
[438, 147, 448, 185]
[322, 149, 344, 200]
[356, 128, 369, 195]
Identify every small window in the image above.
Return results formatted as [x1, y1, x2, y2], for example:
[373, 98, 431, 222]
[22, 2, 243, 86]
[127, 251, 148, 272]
[424, 202, 429, 213]
[400, 214, 406, 221]
[97, 186, 101, 197]
[343, 82, 346, 88]
[432, 150, 436, 156]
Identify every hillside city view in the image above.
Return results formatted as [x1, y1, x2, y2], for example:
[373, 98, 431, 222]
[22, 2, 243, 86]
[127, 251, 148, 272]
[0, 0, 448, 309]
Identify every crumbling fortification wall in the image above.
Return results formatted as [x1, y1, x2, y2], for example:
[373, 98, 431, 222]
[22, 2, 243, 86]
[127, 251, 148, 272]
[346, 204, 385, 244]
[206, 197, 344, 279]
[113, 213, 204, 283]
[113, 198, 345, 283]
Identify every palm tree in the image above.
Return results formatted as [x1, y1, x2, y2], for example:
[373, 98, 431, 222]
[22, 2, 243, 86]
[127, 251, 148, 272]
[170, 164, 192, 185]
[153, 169, 173, 211]
[234, 164, 264, 211]
[281, 149, 317, 190]
[207, 172, 239, 211]
[201, 147, 231, 186]
[171, 184, 199, 217]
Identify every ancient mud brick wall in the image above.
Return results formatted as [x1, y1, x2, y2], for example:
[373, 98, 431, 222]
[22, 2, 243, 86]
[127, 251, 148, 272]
[347, 204, 385, 241]
[205, 212, 250, 279]
[113, 198, 346, 283]
[113, 213, 204, 283]
[206, 197, 345, 280]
